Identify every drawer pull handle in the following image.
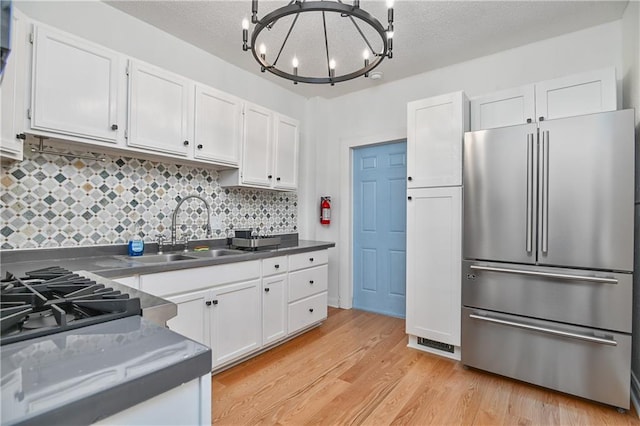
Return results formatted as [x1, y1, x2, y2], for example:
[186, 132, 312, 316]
[469, 314, 618, 346]
[275, 264, 280, 269]
[309, 308, 314, 313]
[309, 280, 314, 284]
[309, 258, 314, 262]
[469, 265, 618, 284]
[264, 288, 270, 293]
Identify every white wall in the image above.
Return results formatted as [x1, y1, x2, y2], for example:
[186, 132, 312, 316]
[309, 21, 624, 308]
[14, 1, 307, 127]
[622, 0, 640, 410]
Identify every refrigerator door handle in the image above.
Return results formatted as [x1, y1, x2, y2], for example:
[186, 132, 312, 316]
[469, 265, 618, 284]
[469, 314, 618, 346]
[526, 134, 534, 253]
[541, 130, 550, 254]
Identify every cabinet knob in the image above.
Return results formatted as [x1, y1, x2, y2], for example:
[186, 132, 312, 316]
[197, 144, 203, 149]
[16, 133, 26, 140]
[309, 280, 314, 284]
[309, 308, 314, 313]
[111, 124, 118, 131]
[264, 287, 270, 293]
[183, 140, 190, 146]
[212, 299, 218, 305]
[268, 175, 273, 179]
[526, 118, 532, 124]
[276, 177, 281, 181]
[407, 176, 412, 181]
[309, 258, 314, 262]
[206, 301, 212, 306]
[407, 196, 412, 201]
[539, 116, 544, 122]
[274, 264, 280, 269]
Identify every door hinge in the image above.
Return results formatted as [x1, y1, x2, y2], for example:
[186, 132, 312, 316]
[27, 108, 31, 120]
[29, 33, 34, 44]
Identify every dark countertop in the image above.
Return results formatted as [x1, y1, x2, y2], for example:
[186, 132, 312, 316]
[0, 239, 335, 279]
[0, 315, 212, 426]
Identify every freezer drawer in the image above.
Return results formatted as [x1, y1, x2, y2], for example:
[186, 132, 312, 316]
[461, 307, 631, 409]
[462, 261, 632, 333]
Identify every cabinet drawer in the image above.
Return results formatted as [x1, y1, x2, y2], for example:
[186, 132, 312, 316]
[461, 307, 631, 409]
[288, 250, 328, 271]
[262, 256, 288, 277]
[288, 292, 327, 335]
[288, 265, 328, 302]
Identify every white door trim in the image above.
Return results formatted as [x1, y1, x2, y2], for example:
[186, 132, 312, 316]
[338, 128, 406, 309]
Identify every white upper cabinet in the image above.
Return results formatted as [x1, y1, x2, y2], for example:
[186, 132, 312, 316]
[241, 102, 273, 187]
[127, 59, 192, 156]
[470, 85, 535, 131]
[1, 10, 27, 161]
[30, 25, 123, 143]
[193, 84, 241, 166]
[407, 91, 469, 188]
[534, 68, 617, 122]
[272, 114, 299, 190]
[470, 68, 617, 131]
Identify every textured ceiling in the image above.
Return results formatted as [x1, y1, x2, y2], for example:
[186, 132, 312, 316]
[104, 1, 629, 99]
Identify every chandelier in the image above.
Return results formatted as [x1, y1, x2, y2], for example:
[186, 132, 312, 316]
[242, 0, 395, 85]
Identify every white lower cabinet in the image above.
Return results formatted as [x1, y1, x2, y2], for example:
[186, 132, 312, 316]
[405, 187, 462, 359]
[262, 274, 288, 345]
[210, 279, 262, 367]
[166, 289, 209, 346]
[139, 250, 329, 371]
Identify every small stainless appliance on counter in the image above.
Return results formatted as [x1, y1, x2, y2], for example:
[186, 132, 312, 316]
[230, 229, 281, 251]
[461, 109, 634, 411]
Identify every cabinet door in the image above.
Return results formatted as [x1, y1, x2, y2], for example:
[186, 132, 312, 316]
[262, 275, 288, 345]
[535, 68, 616, 122]
[407, 91, 468, 187]
[406, 187, 461, 346]
[272, 114, 299, 190]
[470, 85, 535, 131]
[127, 60, 191, 156]
[31, 25, 122, 143]
[194, 84, 241, 165]
[241, 102, 273, 187]
[1, 10, 27, 161]
[210, 279, 261, 367]
[166, 289, 209, 346]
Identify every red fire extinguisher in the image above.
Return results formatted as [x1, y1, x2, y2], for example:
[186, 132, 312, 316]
[320, 196, 331, 225]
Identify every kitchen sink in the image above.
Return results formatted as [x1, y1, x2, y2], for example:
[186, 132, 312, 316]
[129, 253, 198, 263]
[188, 249, 245, 258]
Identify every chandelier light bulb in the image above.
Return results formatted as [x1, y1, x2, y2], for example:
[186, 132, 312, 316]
[292, 57, 299, 68]
[259, 43, 266, 55]
[387, 31, 394, 39]
[386, 0, 394, 8]
[242, 18, 249, 30]
[329, 59, 336, 70]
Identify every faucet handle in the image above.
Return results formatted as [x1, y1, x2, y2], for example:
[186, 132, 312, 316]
[156, 234, 167, 254]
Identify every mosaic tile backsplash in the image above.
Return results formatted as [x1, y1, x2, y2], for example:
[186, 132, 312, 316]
[1, 146, 297, 250]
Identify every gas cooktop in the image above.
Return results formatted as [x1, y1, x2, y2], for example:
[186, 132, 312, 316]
[0, 267, 141, 345]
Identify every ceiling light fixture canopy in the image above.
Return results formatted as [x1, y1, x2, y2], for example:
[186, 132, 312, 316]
[242, 0, 394, 85]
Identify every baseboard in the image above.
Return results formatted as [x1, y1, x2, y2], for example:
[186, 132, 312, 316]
[327, 296, 339, 308]
[632, 371, 640, 418]
[407, 334, 461, 361]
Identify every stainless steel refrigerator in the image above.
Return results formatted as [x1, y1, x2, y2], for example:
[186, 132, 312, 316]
[461, 109, 635, 410]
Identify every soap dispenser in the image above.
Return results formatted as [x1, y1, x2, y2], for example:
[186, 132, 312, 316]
[128, 221, 145, 256]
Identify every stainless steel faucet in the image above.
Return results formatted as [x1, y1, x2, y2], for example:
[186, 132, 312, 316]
[170, 195, 212, 246]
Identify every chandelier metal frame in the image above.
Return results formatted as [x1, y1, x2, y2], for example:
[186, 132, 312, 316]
[242, 0, 394, 85]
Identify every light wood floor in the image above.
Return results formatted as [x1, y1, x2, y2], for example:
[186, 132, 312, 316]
[212, 307, 640, 425]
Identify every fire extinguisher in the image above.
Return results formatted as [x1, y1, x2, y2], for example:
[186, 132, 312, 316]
[320, 196, 331, 225]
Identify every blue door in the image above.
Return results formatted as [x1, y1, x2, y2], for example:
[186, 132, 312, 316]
[353, 141, 407, 318]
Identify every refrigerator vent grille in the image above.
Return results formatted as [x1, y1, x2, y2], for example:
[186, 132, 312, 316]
[417, 337, 454, 353]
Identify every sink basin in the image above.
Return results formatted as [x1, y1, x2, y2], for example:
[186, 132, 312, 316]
[129, 253, 198, 263]
[188, 249, 245, 258]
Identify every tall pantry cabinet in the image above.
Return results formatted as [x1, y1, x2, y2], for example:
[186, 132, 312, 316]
[406, 91, 468, 360]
